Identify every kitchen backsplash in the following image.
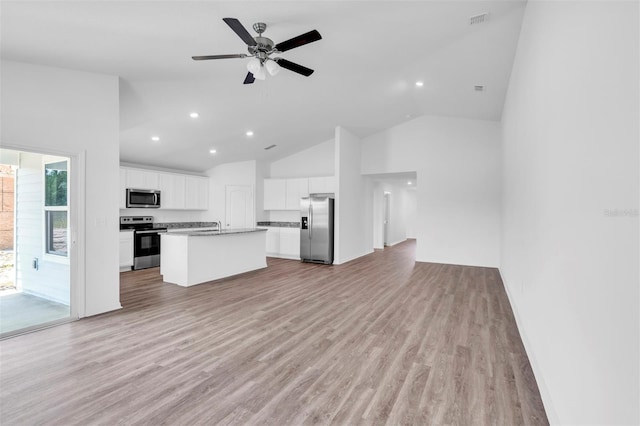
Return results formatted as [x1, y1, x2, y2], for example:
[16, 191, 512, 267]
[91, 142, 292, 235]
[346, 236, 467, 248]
[120, 208, 207, 223]
[156, 221, 219, 229]
[256, 221, 300, 228]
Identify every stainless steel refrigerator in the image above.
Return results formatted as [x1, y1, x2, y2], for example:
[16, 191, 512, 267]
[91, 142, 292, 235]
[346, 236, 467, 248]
[300, 196, 334, 264]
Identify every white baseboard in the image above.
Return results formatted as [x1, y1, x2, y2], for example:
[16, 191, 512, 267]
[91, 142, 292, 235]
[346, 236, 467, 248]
[499, 268, 559, 425]
[334, 249, 374, 265]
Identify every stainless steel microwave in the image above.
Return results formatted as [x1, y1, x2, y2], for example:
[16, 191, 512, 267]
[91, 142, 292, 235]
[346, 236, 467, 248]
[126, 188, 161, 208]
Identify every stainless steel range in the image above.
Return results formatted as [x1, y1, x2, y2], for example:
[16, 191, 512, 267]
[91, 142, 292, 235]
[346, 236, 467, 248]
[120, 216, 167, 270]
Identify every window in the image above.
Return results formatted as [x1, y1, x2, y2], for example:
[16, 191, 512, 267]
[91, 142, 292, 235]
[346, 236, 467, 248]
[44, 160, 68, 257]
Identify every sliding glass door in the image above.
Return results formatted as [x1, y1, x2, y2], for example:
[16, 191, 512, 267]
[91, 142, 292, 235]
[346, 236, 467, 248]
[0, 150, 72, 338]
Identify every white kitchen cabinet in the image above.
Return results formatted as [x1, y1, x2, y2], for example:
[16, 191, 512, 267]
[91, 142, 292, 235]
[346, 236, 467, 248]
[259, 226, 300, 259]
[308, 176, 336, 194]
[279, 228, 300, 259]
[125, 168, 159, 190]
[119, 168, 127, 209]
[119, 230, 134, 271]
[263, 179, 287, 210]
[285, 178, 309, 210]
[159, 173, 186, 210]
[260, 227, 280, 255]
[185, 175, 209, 210]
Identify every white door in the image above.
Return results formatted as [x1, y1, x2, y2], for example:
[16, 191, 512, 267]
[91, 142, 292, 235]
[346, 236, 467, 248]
[225, 185, 254, 229]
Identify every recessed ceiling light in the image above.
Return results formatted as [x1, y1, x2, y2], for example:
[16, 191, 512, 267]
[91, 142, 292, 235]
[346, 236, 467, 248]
[408, 181, 412, 185]
[246, 130, 254, 137]
[415, 81, 424, 87]
[190, 112, 199, 118]
[209, 149, 217, 154]
[151, 136, 160, 142]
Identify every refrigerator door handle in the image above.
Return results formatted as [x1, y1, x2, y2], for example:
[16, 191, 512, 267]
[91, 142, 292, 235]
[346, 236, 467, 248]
[309, 203, 313, 239]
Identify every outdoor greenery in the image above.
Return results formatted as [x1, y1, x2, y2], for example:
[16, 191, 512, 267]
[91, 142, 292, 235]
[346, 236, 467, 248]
[45, 161, 67, 207]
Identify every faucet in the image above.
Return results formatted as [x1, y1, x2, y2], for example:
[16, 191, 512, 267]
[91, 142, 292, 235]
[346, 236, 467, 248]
[216, 220, 222, 231]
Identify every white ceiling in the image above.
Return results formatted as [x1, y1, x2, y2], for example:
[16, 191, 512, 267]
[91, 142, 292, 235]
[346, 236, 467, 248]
[1, 1, 526, 173]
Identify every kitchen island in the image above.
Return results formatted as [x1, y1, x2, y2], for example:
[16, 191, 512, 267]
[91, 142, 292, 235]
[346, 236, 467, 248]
[160, 228, 267, 287]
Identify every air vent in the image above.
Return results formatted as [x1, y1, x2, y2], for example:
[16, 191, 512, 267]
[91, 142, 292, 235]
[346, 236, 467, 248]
[264, 144, 277, 150]
[474, 85, 485, 92]
[469, 13, 489, 25]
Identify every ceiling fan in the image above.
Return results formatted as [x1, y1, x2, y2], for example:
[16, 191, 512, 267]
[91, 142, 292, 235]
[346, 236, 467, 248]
[192, 18, 322, 84]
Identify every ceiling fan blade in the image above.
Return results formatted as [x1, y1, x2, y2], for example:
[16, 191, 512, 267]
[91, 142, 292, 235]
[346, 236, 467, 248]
[223, 17, 257, 47]
[243, 72, 255, 84]
[274, 58, 314, 77]
[192, 54, 247, 61]
[275, 30, 322, 52]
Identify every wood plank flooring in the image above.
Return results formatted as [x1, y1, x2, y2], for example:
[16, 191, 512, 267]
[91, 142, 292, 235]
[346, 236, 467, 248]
[0, 240, 548, 425]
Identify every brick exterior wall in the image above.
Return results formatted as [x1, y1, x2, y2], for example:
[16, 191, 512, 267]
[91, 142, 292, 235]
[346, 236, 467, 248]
[0, 165, 15, 250]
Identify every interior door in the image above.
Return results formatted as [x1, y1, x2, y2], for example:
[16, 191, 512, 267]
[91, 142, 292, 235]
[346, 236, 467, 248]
[225, 185, 253, 229]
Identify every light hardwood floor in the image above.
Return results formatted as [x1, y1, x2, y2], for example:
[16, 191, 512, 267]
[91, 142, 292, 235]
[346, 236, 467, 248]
[0, 240, 548, 425]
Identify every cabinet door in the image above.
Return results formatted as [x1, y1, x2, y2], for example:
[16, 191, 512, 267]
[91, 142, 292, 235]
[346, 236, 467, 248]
[185, 176, 209, 210]
[285, 178, 309, 210]
[309, 176, 336, 194]
[159, 173, 186, 210]
[119, 232, 134, 268]
[119, 168, 127, 209]
[279, 228, 301, 258]
[126, 168, 159, 190]
[263, 179, 286, 210]
[265, 228, 280, 254]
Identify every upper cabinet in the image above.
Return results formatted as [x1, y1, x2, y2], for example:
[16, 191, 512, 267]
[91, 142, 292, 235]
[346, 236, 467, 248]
[308, 176, 336, 194]
[158, 173, 186, 210]
[121, 167, 209, 211]
[264, 177, 331, 210]
[285, 178, 309, 210]
[185, 176, 209, 210]
[125, 168, 159, 190]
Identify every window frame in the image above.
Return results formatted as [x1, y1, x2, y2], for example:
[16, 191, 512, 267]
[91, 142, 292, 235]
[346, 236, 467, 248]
[43, 158, 70, 263]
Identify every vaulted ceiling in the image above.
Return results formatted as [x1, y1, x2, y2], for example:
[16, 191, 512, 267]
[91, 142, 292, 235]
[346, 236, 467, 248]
[1, 1, 526, 172]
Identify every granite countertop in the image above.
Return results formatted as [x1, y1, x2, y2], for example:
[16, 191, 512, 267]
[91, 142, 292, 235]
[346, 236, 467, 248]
[156, 221, 219, 230]
[256, 221, 300, 228]
[166, 228, 267, 236]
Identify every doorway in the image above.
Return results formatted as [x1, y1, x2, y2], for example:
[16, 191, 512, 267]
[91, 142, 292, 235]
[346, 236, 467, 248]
[0, 149, 72, 338]
[366, 171, 418, 251]
[225, 185, 254, 229]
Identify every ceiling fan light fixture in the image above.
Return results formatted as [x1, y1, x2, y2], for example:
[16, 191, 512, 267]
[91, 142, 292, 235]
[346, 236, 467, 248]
[254, 66, 267, 80]
[246, 57, 261, 74]
[265, 59, 281, 76]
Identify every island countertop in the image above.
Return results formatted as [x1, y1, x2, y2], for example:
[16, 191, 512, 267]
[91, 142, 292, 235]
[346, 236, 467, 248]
[160, 229, 267, 287]
[167, 228, 267, 237]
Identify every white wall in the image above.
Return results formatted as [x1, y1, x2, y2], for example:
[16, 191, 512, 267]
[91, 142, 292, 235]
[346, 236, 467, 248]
[205, 160, 256, 227]
[361, 115, 501, 267]
[16, 153, 69, 304]
[269, 138, 334, 178]
[404, 189, 417, 239]
[500, 2, 639, 425]
[335, 127, 373, 264]
[1, 61, 121, 317]
[255, 160, 269, 223]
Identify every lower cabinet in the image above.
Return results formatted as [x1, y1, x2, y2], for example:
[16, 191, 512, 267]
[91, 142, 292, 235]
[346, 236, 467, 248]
[279, 228, 300, 258]
[260, 227, 300, 259]
[264, 228, 280, 254]
[119, 231, 134, 272]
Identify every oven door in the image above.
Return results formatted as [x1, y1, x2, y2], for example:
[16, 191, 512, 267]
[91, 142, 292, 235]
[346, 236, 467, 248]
[133, 229, 165, 269]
